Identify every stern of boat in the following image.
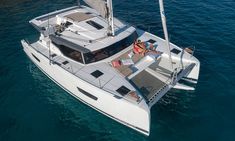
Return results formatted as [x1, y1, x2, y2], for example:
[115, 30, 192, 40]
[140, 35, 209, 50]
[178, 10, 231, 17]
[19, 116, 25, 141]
[183, 56, 200, 84]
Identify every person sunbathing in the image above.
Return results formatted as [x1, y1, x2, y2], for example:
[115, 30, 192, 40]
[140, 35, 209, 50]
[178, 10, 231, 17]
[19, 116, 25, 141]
[133, 40, 147, 55]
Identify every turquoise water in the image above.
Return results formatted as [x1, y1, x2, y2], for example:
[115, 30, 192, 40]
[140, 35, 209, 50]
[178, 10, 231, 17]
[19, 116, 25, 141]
[0, 0, 235, 140]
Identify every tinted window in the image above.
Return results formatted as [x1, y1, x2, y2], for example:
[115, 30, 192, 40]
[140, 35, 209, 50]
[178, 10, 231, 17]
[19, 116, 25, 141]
[84, 31, 138, 64]
[53, 42, 84, 63]
[77, 87, 98, 100]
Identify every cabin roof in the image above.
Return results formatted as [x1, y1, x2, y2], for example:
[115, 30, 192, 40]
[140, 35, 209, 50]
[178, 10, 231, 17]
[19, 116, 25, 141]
[65, 12, 94, 22]
[30, 6, 136, 52]
[57, 8, 136, 52]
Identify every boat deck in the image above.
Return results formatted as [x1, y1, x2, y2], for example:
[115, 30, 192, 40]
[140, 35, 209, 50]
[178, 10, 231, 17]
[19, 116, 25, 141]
[25, 33, 196, 107]
[28, 41, 144, 104]
[112, 49, 144, 77]
[111, 47, 173, 102]
[25, 3, 198, 106]
[30, 40, 172, 104]
[131, 70, 167, 100]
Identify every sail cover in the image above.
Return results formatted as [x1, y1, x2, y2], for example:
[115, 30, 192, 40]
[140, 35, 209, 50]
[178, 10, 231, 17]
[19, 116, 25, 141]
[83, 0, 108, 18]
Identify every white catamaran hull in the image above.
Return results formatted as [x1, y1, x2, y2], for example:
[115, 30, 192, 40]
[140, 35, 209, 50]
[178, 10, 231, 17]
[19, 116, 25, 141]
[21, 40, 150, 135]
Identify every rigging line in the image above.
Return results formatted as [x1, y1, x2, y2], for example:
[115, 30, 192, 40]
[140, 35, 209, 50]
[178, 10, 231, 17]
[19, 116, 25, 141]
[47, 0, 52, 65]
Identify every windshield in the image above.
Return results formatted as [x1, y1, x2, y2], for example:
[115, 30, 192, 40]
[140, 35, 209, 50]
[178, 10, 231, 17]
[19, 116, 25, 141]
[83, 31, 138, 64]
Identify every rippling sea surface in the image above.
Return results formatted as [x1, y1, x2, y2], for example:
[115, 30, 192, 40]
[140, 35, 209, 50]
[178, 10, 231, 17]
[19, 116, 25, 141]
[0, 0, 235, 140]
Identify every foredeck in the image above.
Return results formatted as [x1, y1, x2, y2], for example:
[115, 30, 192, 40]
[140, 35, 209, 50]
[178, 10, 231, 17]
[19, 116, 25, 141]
[113, 49, 144, 77]
[130, 70, 167, 100]
[111, 45, 174, 103]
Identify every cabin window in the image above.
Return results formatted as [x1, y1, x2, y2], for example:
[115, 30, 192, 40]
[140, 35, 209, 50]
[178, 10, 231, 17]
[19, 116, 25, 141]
[83, 31, 138, 64]
[86, 20, 104, 30]
[54, 43, 84, 64]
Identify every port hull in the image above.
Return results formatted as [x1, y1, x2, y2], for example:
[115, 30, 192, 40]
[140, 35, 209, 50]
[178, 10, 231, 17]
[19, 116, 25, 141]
[21, 40, 150, 136]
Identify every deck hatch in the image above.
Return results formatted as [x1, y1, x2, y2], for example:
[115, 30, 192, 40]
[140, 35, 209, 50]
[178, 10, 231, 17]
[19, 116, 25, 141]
[65, 21, 73, 27]
[62, 61, 69, 65]
[171, 48, 181, 54]
[86, 20, 104, 30]
[116, 86, 131, 96]
[91, 70, 103, 78]
[147, 39, 156, 44]
[51, 54, 57, 58]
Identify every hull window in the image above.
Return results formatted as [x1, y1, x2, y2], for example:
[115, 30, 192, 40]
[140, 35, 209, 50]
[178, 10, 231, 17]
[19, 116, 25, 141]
[77, 87, 98, 101]
[31, 53, 40, 62]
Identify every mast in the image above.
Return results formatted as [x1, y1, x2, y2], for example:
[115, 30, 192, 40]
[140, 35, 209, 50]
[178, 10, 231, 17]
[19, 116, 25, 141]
[159, 0, 173, 70]
[107, 0, 115, 36]
[83, 0, 115, 36]
[77, 0, 81, 7]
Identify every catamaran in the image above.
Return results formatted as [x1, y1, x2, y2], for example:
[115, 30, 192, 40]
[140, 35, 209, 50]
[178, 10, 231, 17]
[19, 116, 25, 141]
[21, 0, 200, 136]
